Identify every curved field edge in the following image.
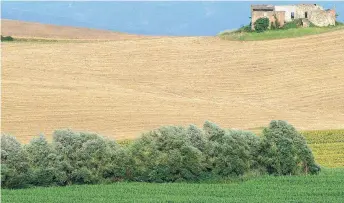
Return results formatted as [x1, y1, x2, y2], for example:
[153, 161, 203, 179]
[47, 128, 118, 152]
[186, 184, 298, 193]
[3, 29, 344, 143]
[218, 25, 344, 41]
[1, 36, 168, 43]
[2, 168, 344, 203]
[0, 19, 146, 40]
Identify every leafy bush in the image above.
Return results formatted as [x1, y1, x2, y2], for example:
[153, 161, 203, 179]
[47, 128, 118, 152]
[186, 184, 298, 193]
[1, 120, 320, 189]
[24, 134, 67, 186]
[219, 24, 252, 37]
[203, 121, 226, 141]
[335, 21, 344, 26]
[282, 19, 303, 29]
[257, 120, 320, 175]
[243, 24, 252, 32]
[1, 134, 30, 188]
[207, 130, 253, 176]
[202, 121, 262, 176]
[271, 14, 281, 30]
[129, 126, 205, 182]
[254, 17, 270, 33]
[236, 24, 252, 33]
[52, 129, 130, 184]
[1, 35, 14, 41]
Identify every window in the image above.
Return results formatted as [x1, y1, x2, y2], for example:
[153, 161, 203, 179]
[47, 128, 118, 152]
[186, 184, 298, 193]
[291, 12, 295, 19]
[305, 12, 308, 18]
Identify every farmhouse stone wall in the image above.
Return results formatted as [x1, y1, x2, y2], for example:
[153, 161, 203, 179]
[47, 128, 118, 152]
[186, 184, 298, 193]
[309, 9, 336, 26]
[295, 4, 324, 19]
[251, 11, 285, 30]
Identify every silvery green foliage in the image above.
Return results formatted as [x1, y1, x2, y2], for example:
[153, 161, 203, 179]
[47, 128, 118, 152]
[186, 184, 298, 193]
[1, 134, 30, 188]
[203, 121, 226, 141]
[234, 130, 261, 170]
[258, 120, 320, 175]
[1, 120, 321, 189]
[202, 122, 263, 176]
[129, 126, 204, 182]
[205, 125, 254, 176]
[24, 134, 67, 186]
[52, 129, 129, 184]
[186, 125, 208, 152]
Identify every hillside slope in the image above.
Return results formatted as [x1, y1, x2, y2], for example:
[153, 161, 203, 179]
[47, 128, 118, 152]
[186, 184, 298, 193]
[1, 19, 146, 40]
[2, 23, 344, 143]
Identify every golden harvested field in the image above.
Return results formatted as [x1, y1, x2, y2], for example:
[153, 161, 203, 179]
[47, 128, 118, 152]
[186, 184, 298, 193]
[2, 21, 344, 143]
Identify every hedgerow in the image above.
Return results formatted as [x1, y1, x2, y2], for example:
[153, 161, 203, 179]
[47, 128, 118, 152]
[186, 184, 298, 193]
[1, 134, 30, 188]
[1, 120, 319, 189]
[1, 35, 14, 41]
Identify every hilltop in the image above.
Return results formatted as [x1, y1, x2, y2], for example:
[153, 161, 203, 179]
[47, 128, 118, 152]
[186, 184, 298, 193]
[1, 20, 344, 143]
[1, 19, 149, 40]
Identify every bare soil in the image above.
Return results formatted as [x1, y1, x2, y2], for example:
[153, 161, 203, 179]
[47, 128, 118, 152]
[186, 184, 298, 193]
[2, 20, 344, 143]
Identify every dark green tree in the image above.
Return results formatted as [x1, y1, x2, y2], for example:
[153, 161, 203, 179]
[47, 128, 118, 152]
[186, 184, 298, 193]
[254, 17, 270, 32]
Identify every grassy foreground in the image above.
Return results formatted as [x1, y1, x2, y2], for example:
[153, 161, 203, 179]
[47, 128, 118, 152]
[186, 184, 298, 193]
[2, 168, 344, 203]
[219, 25, 344, 41]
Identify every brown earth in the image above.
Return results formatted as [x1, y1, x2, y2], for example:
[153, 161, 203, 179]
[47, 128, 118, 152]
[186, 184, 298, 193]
[2, 20, 344, 143]
[1, 19, 151, 40]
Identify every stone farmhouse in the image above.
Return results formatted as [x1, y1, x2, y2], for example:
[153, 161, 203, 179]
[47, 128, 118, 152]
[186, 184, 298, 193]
[251, 4, 336, 30]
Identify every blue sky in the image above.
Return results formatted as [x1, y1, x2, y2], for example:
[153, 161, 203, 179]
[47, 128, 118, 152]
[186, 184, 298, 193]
[1, 1, 343, 36]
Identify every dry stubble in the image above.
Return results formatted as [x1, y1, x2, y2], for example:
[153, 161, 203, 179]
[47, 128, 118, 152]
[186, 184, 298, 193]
[2, 26, 344, 143]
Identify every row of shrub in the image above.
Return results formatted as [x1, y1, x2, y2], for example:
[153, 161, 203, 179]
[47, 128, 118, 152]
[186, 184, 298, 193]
[1, 35, 14, 41]
[233, 17, 283, 34]
[253, 18, 316, 33]
[1, 120, 320, 189]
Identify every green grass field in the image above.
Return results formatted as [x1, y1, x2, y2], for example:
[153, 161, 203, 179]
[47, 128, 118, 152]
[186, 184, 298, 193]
[219, 25, 344, 41]
[302, 129, 344, 168]
[2, 168, 344, 203]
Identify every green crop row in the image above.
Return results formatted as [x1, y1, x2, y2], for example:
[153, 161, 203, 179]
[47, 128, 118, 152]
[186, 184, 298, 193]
[308, 143, 344, 168]
[301, 129, 344, 144]
[2, 168, 344, 203]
